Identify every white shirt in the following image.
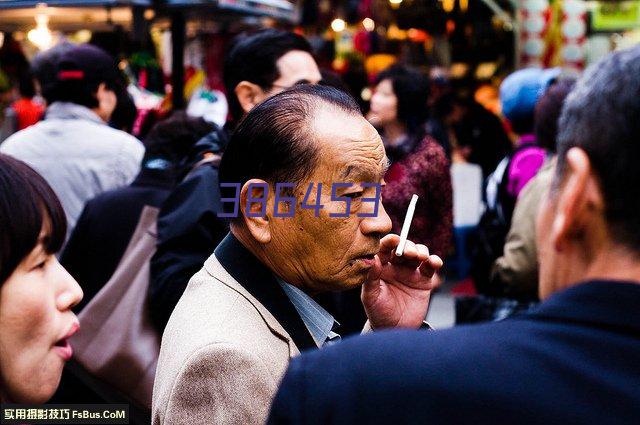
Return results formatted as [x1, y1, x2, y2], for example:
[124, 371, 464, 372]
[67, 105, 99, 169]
[0, 102, 144, 239]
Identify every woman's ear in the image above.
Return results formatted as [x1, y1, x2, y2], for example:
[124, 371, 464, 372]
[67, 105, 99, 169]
[240, 179, 272, 244]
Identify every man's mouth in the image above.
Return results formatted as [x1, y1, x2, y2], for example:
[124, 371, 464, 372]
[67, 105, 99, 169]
[355, 254, 376, 266]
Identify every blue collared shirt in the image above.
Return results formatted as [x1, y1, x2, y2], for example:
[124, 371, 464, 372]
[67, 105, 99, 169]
[277, 278, 341, 348]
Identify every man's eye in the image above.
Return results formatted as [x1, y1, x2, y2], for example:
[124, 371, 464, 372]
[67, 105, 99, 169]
[344, 192, 363, 199]
[34, 261, 46, 270]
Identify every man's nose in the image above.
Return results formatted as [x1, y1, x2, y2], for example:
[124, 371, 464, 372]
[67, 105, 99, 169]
[360, 201, 392, 236]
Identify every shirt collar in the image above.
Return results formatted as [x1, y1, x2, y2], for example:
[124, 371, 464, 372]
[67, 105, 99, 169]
[213, 233, 318, 351]
[276, 277, 340, 348]
[45, 102, 105, 125]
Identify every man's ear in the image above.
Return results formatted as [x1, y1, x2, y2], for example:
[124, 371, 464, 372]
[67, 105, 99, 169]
[551, 147, 604, 251]
[235, 81, 267, 114]
[240, 179, 272, 244]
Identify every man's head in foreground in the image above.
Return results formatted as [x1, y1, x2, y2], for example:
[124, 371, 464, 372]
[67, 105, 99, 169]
[224, 29, 322, 121]
[537, 45, 640, 299]
[219, 85, 392, 293]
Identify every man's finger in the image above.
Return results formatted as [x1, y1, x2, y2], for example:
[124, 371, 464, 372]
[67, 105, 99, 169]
[380, 260, 436, 289]
[391, 241, 429, 268]
[378, 234, 400, 264]
[418, 254, 443, 278]
[417, 244, 430, 258]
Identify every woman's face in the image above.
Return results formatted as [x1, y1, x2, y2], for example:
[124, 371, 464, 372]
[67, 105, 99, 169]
[368, 79, 398, 127]
[0, 230, 83, 403]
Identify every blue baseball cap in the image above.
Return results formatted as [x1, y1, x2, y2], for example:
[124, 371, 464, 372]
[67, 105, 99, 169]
[500, 67, 561, 123]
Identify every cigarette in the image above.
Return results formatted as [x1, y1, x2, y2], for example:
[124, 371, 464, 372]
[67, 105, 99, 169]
[396, 194, 418, 257]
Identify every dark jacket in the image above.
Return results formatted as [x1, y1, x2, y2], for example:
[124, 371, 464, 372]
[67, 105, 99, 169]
[269, 280, 640, 425]
[149, 129, 229, 331]
[61, 167, 175, 311]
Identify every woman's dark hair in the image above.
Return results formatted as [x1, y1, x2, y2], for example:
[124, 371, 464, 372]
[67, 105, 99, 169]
[534, 78, 576, 153]
[375, 64, 430, 140]
[0, 154, 66, 284]
[18, 72, 37, 99]
[109, 88, 138, 133]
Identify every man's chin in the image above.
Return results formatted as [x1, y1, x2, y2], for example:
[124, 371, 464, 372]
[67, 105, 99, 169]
[333, 274, 368, 292]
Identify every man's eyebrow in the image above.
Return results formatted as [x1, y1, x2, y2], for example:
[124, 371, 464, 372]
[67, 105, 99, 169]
[339, 165, 354, 180]
[338, 154, 390, 180]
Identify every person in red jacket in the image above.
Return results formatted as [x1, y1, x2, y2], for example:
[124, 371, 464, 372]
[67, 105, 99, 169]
[11, 73, 44, 130]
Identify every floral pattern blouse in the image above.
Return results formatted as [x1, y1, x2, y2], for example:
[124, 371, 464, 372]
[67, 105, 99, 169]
[382, 135, 453, 257]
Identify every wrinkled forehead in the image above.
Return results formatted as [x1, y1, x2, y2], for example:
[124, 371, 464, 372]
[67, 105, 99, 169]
[309, 107, 388, 182]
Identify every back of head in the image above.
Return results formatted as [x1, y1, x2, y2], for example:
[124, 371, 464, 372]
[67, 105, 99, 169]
[375, 64, 430, 137]
[0, 154, 66, 284]
[142, 111, 216, 172]
[556, 45, 640, 252]
[534, 78, 576, 153]
[219, 84, 360, 219]
[223, 29, 312, 121]
[30, 41, 74, 103]
[47, 44, 121, 109]
[500, 67, 561, 135]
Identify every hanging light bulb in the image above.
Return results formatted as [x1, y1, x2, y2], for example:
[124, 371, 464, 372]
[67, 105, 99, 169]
[460, 0, 469, 12]
[363, 18, 375, 32]
[331, 18, 346, 33]
[27, 4, 53, 50]
[389, 0, 403, 5]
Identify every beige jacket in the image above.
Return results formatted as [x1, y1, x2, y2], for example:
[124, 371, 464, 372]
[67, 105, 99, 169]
[490, 157, 556, 299]
[151, 252, 300, 425]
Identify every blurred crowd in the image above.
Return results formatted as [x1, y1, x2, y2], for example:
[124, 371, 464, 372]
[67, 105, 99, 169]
[0, 29, 639, 425]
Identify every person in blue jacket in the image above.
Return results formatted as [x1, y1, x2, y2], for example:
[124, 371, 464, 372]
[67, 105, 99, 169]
[268, 46, 640, 425]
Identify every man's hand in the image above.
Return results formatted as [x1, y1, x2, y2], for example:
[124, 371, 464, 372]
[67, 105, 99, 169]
[361, 234, 443, 330]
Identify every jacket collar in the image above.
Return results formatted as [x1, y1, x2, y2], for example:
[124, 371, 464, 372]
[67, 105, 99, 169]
[529, 280, 640, 333]
[211, 233, 317, 352]
[45, 102, 105, 125]
[131, 167, 176, 190]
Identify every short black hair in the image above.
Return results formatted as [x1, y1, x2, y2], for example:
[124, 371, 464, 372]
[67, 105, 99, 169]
[48, 78, 119, 110]
[142, 111, 216, 168]
[375, 64, 430, 139]
[534, 78, 576, 153]
[0, 154, 66, 284]
[556, 46, 640, 251]
[223, 29, 313, 121]
[219, 85, 361, 219]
